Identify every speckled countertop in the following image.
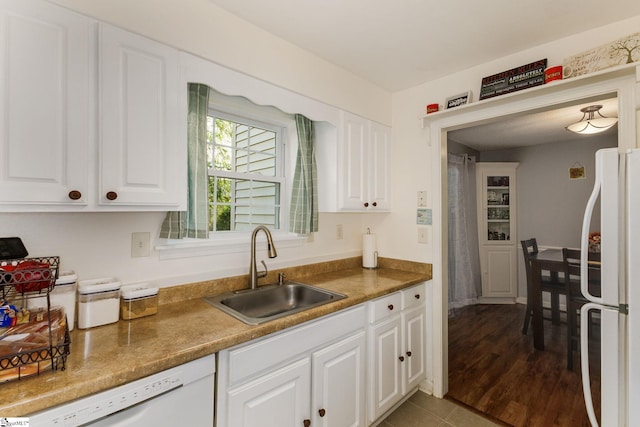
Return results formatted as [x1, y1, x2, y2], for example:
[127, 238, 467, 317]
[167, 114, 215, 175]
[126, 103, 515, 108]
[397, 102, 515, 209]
[0, 257, 431, 417]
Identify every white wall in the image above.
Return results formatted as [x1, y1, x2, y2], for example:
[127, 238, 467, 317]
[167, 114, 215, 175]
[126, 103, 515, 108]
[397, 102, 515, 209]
[387, 14, 640, 265]
[0, 212, 367, 286]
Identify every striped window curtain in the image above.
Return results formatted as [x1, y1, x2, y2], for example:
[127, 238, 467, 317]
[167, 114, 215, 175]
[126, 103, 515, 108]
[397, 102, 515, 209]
[160, 83, 210, 239]
[289, 114, 318, 234]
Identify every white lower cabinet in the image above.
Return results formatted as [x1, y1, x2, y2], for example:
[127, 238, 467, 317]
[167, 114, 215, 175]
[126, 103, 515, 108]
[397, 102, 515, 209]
[367, 283, 427, 424]
[402, 305, 426, 392]
[312, 331, 366, 427]
[217, 306, 366, 427]
[369, 312, 403, 420]
[227, 358, 311, 427]
[217, 283, 428, 427]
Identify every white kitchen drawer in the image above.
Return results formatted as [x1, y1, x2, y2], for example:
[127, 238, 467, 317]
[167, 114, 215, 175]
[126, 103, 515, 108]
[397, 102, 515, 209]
[368, 292, 402, 324]
[223, 305, 365, 387]
[402, 282, 426, 310]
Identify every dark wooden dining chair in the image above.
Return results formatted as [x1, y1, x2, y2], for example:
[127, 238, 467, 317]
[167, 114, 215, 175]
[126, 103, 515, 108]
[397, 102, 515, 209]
[563, 248, 601, 370]
[521, 238, 566, 334]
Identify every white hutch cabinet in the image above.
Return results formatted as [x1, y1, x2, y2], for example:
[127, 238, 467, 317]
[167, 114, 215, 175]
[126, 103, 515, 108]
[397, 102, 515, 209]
[476, 163, 519, 301]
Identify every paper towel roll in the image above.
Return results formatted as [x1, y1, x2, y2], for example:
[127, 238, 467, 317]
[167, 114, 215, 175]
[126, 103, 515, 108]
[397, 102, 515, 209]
[362, 233, 378, 268]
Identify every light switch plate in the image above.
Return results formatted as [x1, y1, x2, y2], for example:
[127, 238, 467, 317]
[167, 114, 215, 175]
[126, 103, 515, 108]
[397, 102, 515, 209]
[417, 191, 427, 207]
[131, 232, 150, 257]
[417, 227, 428, 244]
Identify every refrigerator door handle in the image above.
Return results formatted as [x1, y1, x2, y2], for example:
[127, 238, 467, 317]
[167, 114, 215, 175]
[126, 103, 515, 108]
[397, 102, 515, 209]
[581, 302, 622, 427]
[580, 151, 604, 305]
[581, 303, 600, 427]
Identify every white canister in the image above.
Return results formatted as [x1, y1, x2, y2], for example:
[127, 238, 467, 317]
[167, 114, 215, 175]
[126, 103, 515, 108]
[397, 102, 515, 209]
[27, 270, 78, 331]
[77, 278, 121, 329]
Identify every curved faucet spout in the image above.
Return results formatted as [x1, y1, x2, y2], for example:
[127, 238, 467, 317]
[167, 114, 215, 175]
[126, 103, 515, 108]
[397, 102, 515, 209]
[249, 226, 278, 289]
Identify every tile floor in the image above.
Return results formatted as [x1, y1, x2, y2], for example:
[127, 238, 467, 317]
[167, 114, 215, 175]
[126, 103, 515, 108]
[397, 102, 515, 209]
[379, 391, 504, 427]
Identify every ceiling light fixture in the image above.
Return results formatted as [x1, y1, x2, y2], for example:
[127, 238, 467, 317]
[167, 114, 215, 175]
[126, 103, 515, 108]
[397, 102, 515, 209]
[566, 105, 618, 135]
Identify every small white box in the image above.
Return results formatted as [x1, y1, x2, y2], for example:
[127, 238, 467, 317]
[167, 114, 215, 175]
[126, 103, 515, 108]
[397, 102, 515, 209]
[77, 278, 121, 329]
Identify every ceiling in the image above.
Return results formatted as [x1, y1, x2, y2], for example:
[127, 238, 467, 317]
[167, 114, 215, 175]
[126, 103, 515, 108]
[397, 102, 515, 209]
[207, 0, 640, 92]
[447, 97, 619, 151]
[207, 0, 630, 149]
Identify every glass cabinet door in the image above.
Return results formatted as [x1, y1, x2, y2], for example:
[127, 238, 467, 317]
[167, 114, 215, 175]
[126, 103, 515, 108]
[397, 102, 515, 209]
[486, 175, 511, 241]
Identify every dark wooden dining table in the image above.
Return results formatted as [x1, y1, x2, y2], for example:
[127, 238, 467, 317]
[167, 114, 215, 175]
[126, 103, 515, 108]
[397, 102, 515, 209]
[529, 248, 564, 350]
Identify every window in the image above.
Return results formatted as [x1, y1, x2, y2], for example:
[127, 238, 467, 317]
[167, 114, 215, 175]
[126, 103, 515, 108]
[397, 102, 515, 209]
[207, 110, 286, 233]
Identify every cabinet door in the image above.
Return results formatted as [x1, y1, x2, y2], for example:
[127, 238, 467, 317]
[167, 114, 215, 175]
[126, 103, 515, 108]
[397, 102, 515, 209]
[340, 112, 367, 210]
[476, 164, 517, 244]
[368, 122, 391, 211]
[0, 0, 93, 207]
[312, 331, 366, 427]
[368, 315, 402, 422]
[482, 245, 517, 297]
[402, 306, 426, 393]
[99, 24, 185, 209]
[227, 358, 311, 427]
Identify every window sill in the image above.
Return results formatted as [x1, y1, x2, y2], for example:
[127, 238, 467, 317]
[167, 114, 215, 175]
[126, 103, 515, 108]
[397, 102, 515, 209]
[155, 232, 308, 260]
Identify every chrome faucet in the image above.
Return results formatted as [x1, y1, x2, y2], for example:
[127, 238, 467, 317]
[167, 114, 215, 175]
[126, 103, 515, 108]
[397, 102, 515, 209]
[249, 225, 278, 289]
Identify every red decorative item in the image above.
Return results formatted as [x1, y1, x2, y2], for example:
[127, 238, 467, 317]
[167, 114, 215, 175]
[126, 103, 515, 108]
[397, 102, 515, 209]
[426, 103, 439, 114]
[544, 66, 563, 83]
[1, 258, 58, 294]
[12, 260, 54, 292]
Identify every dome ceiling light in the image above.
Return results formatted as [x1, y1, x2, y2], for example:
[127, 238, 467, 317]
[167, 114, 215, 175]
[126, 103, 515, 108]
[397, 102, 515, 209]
[566, 105, 618, 135]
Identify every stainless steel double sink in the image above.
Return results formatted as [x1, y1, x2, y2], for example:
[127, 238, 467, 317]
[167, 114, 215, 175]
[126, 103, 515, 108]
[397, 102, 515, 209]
[203, 281, 346, 325]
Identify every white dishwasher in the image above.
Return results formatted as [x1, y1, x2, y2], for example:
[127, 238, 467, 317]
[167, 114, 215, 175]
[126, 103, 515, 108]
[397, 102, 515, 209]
[28, 354, 215, 426]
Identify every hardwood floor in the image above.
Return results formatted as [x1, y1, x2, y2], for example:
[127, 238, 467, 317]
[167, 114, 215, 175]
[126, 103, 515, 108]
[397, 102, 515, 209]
[447, 304, 601, 427]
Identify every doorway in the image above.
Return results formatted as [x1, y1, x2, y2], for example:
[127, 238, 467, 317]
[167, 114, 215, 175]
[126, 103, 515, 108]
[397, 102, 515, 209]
[443, 103, 617, 424]
[423, 69, 637, 413]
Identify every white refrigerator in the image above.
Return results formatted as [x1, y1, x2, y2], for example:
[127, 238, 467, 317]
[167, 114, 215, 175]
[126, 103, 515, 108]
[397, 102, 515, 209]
[580, 147, 640, 426]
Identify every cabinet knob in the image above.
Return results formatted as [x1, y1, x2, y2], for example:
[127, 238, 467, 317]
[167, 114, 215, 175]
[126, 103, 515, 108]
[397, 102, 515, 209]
[318, 408, 326, 417]
[372, 202, 377, 207]
[387, 304, 394, 311]
[407, 351, 412, 357]
[303, 419, 311, 427]
[364, 202, 369, 207]
[399, 356, 405, 362]
[414, 294, 421, 300]
[68, 190, 82, 200]
[105, 191, 118, 201]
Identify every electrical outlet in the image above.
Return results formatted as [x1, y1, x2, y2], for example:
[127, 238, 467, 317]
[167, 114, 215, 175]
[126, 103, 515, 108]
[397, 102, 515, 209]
[131, 232, 151, 257]
[336, 224, 344, 240]
[417, 227, 428, 244]
[417, 191, 427, 207]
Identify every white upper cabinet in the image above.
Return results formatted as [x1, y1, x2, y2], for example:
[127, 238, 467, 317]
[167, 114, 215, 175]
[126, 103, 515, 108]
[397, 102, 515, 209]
[339, 112, 391, 212]
[98, 24, 184, 209]
[368, 121, 391, 211]
[0, 0, 186, 211]
[0, 0, 93, 208]
[318, 111, 391, 213]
